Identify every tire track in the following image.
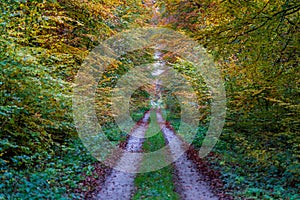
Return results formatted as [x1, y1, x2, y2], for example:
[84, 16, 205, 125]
[95, 111, 150, 200]
[157, 111, 219, 200]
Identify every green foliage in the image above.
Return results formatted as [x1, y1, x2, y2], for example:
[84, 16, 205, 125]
[95, 49, 155, 125]
[0, 0, 150, 163]
[0, 0, 152, 197]
[159, 0, 299, 198]
[190, 127, 300, 199]
[1, 0, 299, 198]
[102, 122, 127, 143]
[0, 139, 97, 199]
[0, 48, 74, 164]
[130, 88, 151, 122]
[171, 59, 212, 123]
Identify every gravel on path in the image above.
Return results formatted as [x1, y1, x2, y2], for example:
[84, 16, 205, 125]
[157, 111, 219, 200]
[95, 112, 150, 200]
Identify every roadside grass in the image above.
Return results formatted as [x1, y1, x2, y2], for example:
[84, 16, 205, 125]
[131, 107, 151, 122]
[132, 110, 180, 200]
[102, 122, 127, 143]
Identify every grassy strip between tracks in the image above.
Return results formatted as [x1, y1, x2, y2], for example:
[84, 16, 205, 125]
[132, 111, 180, 200]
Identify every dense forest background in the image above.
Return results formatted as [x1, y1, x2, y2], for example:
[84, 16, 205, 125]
[0, 0, 299, 199]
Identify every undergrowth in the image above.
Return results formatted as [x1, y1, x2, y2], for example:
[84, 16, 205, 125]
[0, 139, 97, 199]
[167, 114, 299, 199]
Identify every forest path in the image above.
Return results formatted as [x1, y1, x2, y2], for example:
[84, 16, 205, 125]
[94, 110, 219, 200]
[94, 42, 220, 198]
[94, 112, 150, 200]
[157, 111, 218, 200]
